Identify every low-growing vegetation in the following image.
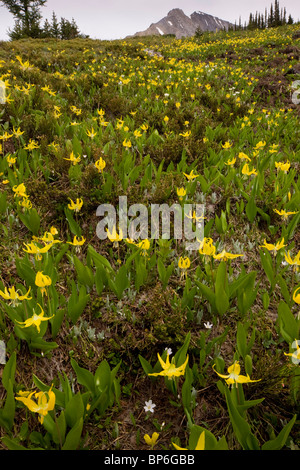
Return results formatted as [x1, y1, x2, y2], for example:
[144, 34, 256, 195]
[0, 22, 299, 450]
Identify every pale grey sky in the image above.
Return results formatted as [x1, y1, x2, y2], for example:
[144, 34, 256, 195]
[0, 0, 299, 40]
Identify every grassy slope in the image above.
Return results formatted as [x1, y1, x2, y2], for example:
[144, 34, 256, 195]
[0, 24, 299, 450]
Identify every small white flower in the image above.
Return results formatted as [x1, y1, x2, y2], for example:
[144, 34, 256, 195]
[165, 347, 172, 356]
[204, 321, 213, 329]
[144, 399, 156, 413]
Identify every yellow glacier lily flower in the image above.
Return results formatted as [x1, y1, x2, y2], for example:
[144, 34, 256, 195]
[213, 249, 243, 261]
[148, 353, 189, 380]
[242, 163, 257, 176]
[198, 237, 216, 257]
[213, 361, 260, 387]
[23, 241, 54, 260]
[144, 432, 159, 449]
[67, 235, 86, 252]
[260, 238, 286, 253]
[86, 127, 97, 139]
[0, 285, 31, 306]
[13, 183, 28, 199]
[95, 157, 106, 173]
[106, 226, 123, 245]
[225, 157, 236, 166]
[176, 187, 186, 201]
[68, 198, 83, 212]
[178, 256, 191, 279]
[35, 271, 52, 296]
[16, 386, 56, 424]
[274, 209, 298, 220]
[16, 303, 54, 333]
[275, 160, 290, 173]
[64, 151, 81, 165]
[183, 169, 199, 181]
[222, 141, 232, 149]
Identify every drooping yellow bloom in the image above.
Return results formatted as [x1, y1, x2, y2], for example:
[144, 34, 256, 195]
[13, 183, 28, 199]
[260, 238, 286, 253]
[95, 157, 106, 173]
[135, 239, 150, 256]
[173, 431, 205, 451]
[225, 157, 236, 166]
[37, 231, 61, 245]
[70, 105, 82, 116]
[64, 151, 81, 165]
[35, 272, 52, 297]
[106, 226, 123, 245]
[222, 141, 232, 149]
[254, 141, 266, 150]
[24, 139, 39, 151]
[148, 353, 189, 380]
[23, 241, 54, 260]
[213, 361, 260, 387]
[242, 163, 257, 176]
[144, 432, 159, 449]
[67, 236, 86, 252]
[0, 285, 31, 306]
[185, 210, 206, 223]
[123, 138, 132, 148]
[183, 170, 199, 181]
[198, 237, 216, 257]
[86, 127, 97, 139]
[213, 249, 243, 261]
[16, 303, 54, 333]
[179, 130, 191, 138]
[133, 129, 142, 138]
[68, 198, 83, 212]
[6, 154, 16, 167]
[274, 209, 298, 220]
[284, 251, 300, 270]
[16, 55, 33, 71]
[178, 256, 190, 279]
[176, 187, 186, 201]
[16, 386, 56, 424]
[50, 226, 58, 236]
[140, 123, 148, 132]
[275, 160, 290, 173]
[293, 287, 300, 305]
[0, 131, 13, 141]
[238, 152, 251, 161]
[19, 197, 32, 210]
[13, 127, 24, 139]
[178, 256, 190, 270]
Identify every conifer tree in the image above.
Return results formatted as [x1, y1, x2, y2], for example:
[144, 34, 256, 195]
[1, 0, 47, 38]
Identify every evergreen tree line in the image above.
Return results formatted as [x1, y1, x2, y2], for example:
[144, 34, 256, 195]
[10, 11, 85, 40]
[0, 0, 87, 40]
[229, 0, 294, 31]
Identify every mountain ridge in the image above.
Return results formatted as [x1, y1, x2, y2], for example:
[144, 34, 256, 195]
[128, 8, 233, 39]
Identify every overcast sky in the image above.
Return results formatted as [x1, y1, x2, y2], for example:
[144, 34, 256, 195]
[0, 0, 299, 40]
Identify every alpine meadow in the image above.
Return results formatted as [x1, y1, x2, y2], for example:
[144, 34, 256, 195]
[0, 0, 300, 452]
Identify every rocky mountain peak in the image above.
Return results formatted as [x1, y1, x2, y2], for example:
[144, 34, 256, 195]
[129, 8, 233, 39]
